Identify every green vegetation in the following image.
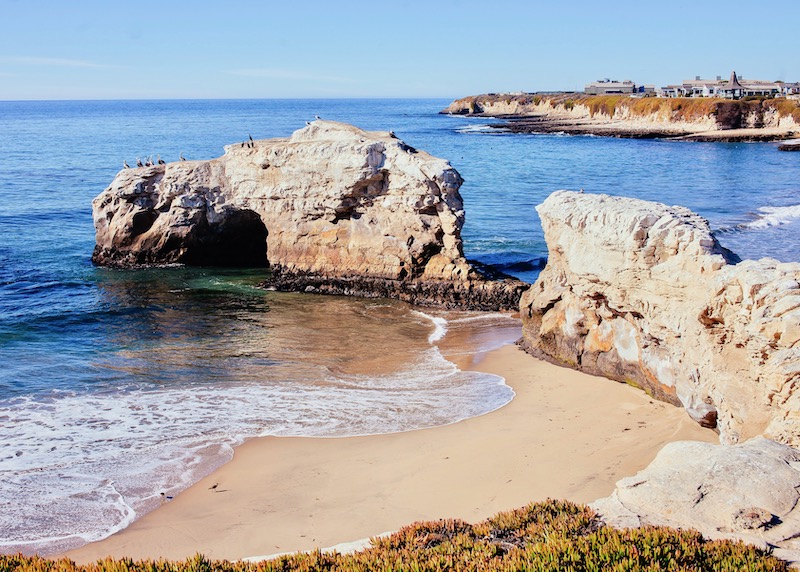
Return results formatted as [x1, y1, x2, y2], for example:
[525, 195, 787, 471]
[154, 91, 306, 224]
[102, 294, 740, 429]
[1, 501, 787, 572]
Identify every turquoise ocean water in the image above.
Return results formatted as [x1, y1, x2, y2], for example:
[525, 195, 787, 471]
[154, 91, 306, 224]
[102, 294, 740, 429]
[1, 99, 799, 554]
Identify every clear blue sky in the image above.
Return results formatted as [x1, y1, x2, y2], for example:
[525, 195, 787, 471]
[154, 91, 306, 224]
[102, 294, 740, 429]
[1, 0, 798, 100]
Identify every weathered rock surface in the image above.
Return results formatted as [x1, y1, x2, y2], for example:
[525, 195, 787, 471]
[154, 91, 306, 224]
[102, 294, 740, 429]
[520, 191, 800, 446]
[92, 121, 526, 310]
[592, 437, 800, 562]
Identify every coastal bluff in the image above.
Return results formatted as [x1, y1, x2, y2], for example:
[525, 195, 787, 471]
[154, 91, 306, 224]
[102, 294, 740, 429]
[442, 93, 800, 141]
[520, 191, 800, 447]
[92, 121, 525, 310]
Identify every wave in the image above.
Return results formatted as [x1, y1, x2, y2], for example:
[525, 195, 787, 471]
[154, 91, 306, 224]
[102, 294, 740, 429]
[0, 350, 512, 555]
[455, 124, 509, 134]
[739, 204, 800, 230]
[412, 310, 448, 343]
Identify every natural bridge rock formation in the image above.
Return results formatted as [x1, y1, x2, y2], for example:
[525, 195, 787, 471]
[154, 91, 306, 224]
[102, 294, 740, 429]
[92, 121, 525, 310]
[520, 191, 800, 446]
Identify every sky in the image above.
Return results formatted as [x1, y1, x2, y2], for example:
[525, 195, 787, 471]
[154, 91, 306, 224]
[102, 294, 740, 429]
[0, 0, 798, 100]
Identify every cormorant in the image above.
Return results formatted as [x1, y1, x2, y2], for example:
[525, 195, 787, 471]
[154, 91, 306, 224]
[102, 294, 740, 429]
[136, 157, 143, 168]
[249, 134, 254, 143]
[388, 130, 396, 138]
[123, 160, 130, 169]
[179, 152, 186, 161]
[157, 155, 165, 165]
[145, 156, 153, 167]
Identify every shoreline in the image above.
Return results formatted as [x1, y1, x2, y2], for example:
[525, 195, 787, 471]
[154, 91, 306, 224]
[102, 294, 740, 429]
[484, 113, 799, 142]
[62, 342, 717, 563]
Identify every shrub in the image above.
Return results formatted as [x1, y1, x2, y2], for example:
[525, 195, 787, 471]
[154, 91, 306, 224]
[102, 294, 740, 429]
[1, 501, 788, 572]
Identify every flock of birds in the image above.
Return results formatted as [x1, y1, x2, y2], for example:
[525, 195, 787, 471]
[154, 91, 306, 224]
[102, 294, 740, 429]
[123, 152, 185, 170]
[121, 118, 409, 170]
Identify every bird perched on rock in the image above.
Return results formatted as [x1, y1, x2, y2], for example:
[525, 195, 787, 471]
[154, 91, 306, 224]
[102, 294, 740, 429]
[179, 152, 186, 161]
[136, 157, 143, 168]
[249, 134, 254, 143]
[315, 115, 321, 120]
[145, 156, 153, 167]
[388, 130, 397, 138]
[157, 155, 165, 165]
[123, 160, 130, 169]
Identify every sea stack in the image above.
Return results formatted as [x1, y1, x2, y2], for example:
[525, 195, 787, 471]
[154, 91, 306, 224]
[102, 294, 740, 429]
[519, 190, 800, 446]
[91, 120, 525, 310]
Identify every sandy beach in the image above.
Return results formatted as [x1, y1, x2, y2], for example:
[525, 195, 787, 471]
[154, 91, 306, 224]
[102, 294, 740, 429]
[64, 343, 717, 563]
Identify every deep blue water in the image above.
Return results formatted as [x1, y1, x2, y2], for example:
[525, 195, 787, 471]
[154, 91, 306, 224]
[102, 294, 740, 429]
[1, 99, 800, 554]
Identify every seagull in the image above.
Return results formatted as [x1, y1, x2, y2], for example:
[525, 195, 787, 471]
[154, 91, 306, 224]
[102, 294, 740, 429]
[123, 160, 130, 169]
[306, 121, 311, 126]
[179, 152, 186, 161]
[136, 157, 143, 168]
[315, 115, 321, 120]
[157, 155, 165, 165]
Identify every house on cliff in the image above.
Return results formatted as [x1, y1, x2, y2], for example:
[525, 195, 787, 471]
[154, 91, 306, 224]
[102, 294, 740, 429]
[660, 71, 784, 99]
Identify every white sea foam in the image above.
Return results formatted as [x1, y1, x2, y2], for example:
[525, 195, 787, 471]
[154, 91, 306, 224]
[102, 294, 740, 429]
[0, 327, 513, 555]
[455, 124, 508, 134]
[740, 204, 800, 229]
[412, 310, 449, 343]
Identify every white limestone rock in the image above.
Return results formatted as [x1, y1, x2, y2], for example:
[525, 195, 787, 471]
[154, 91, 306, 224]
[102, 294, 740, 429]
[592, 437, 800, 561]
[520, 191, 800, 445]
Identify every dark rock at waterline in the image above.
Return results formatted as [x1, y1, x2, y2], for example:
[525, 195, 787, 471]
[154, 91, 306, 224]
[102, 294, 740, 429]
[263, 266, 527, 312]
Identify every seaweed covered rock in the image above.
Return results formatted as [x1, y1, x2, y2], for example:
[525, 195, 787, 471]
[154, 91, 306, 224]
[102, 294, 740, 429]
[92, 121, 525, 310]
[520, 191, 800, 445]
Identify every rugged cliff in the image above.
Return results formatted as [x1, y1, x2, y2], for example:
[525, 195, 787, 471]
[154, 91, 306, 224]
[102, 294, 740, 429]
[92, 121, 525, 310]
[519, 191, 800, 446]
[443, 93, 800, 139]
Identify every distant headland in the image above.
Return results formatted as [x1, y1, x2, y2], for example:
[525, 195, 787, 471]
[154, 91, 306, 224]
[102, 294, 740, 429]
[442, 71, 800, 143]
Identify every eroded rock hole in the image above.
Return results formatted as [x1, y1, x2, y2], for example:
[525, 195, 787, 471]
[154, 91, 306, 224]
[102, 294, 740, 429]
[182, 209, 268, 267]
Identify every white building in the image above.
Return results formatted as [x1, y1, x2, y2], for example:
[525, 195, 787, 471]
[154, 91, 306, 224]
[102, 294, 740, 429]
[585, 79, 636, 95]
[659, 71, 784, 99]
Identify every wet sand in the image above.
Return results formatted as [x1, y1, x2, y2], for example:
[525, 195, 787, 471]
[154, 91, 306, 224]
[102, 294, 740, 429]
[65, 343, 717, 563]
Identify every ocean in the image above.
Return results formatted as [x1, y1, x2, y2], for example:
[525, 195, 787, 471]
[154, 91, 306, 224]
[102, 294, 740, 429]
[1, 99, 799, 555]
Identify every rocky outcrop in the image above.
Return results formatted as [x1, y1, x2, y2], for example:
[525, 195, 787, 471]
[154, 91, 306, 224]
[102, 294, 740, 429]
[519, 191, 800, 446]
[92, 121, 525, 310]
[592, 437, 800, 562]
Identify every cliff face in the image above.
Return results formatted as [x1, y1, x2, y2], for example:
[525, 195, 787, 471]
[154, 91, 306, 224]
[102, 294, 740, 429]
[443, 93, 800, 135]
[92, 121, 525, 310]
[519, 191, 800, 446]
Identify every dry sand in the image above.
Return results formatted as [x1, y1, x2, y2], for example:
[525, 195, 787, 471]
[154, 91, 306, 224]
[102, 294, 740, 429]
[65, 344, 717, 563]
